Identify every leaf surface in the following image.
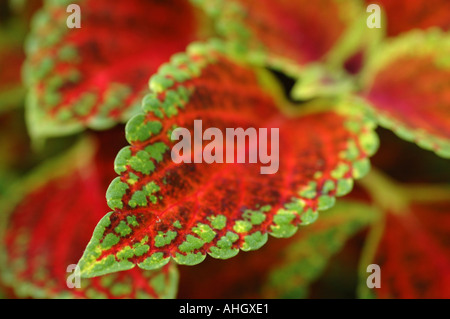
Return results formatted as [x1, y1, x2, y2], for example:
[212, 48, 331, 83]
[24, 0, 199, 139]
[356, 170, 450, 299]
[178, 199, 377, 298]
[78, 42, 379, 277]
[193, 0, 362, 71]
[365, 0, 450, 37]
[0, 136, 178, 299]
[362, 30, 450, 158]
[262, 201, 378, 298]
[369, 200, 450, 298]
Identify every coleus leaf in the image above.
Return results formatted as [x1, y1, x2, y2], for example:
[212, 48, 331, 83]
[262, 200, 379, 298]
[77, 41, 379, 278]
[365, 0, 450, 37]
[178, 199, 375, 298]
[192, 0, 363, 72]
[366, 199, 450, 299]
[355, 169, 450, 299]
[0, 137, 178, 298]
[23, 0, 199, 140]
[177, 188, 375, 298]
[177, 214, 303, 298]
[362, 30, 450, 158]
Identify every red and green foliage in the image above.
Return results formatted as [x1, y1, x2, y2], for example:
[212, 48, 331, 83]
[23, 0, 200, 139]
[362, 31, 450, 157]
[364, 0, 450, 37]
[0, 0, 449, 299]
[76, 43, 378, 278]
[0, 135, 178, 298]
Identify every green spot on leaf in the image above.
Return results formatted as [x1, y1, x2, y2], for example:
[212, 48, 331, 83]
[154, 230, 177, 248]
[128, 190, 148, 208]
[106, 178, 129, 210]
[331, 163, 350, 180]
[352, 159, 371, 179]
[271, 209, 298, 238]
[114, 147, 132, 174]
[144, 142, 169, 162]
[117, 246, 134, 260]
[101, 233, 120, 250]
[114, 221, 132, 237]
[209, 231, 240, 259]
[149, 74, 174, 93]
[126, 114, 162, 143]
[178, 235, 205, 253]
[299, 181, 317, 199]
[174, 252, 206, 265]
[138, 253, 170, 270]
[336, 178, 354, 196]
[233, 220, 252, 233]
[322, 180, 335, 194]
[301, 209, 318, 225]
[129, 151, 155, 175]
[126, 215, 139, 227]
[173, 220, 182, 229]
[359, 131, 379, 156]
[192, 223, 217, 243]
[210, 215, 227, 230]
[242, 232, 268, 251]
[318, 195, 336, 211]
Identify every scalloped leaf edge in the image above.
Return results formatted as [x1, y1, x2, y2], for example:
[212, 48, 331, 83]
[360, 29, 450, 158]
[77, 39, 380, 278]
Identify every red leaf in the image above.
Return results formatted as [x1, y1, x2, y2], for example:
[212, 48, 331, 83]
[362, 30, 450, 158]
[355, 170, 450, 299]
[195, 0, 360, 68]
[366, 0, 450, 37]
[177, 228, 298, 299]
[0, 135, 178, 298]
[178, 200, 379, 299]
[373, 201, 450, 298]
[77, 42, 379, 277]
[24, 0, 199, 139]
[262, 201, 378, 298]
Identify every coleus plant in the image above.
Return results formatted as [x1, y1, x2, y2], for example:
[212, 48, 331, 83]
[0, 0, 449, 299]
